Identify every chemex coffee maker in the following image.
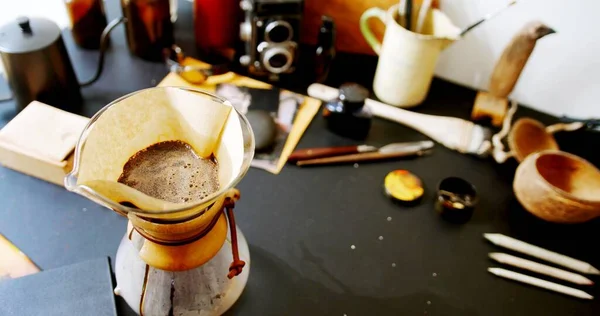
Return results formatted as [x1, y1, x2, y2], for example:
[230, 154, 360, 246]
[65, 87, 254, 315]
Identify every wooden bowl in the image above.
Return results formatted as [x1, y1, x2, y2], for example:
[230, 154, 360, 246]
[508, 118, 559, 162]
[514, 150, 600, 223]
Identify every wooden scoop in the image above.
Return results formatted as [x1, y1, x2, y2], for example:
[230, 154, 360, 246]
[491, 103, 584, 163]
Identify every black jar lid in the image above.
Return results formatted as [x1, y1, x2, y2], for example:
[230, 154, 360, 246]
[0, 17, 61, 54]
[435, 177, 478, 223]
[339, 83, 369, 111]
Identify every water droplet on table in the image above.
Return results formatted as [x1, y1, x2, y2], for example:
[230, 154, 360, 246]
[350, 245, 356, 250]
[391, 263, 396, 267]
[82, 208, 87, 212]
[378, 236, 384, 241]
[387, 216, 392, 222]
[432, 272, 437, 277]
[426, 301, 431, 305]
[353, 163, 359, 168]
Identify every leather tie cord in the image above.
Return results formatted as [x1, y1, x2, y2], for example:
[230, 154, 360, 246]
[225, 197, 245, 279]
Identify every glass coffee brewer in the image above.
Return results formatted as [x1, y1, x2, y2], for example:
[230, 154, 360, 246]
[65, 87, 254, 315]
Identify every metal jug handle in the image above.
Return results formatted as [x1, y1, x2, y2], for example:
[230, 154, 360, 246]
[545, 121, 585, 134]
[560, 116, 600, 132]
[80, 17, 126, 87]
[491, 101, 518, 163]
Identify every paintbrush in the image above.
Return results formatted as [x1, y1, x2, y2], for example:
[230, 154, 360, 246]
[307, 83, 492, 157]
[416, 0, 433, 34]
[405, 0, 413, 31]
[460, 0, 517, 37]
[398, 0, 407, 27]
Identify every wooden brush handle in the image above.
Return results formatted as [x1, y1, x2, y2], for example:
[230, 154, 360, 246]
[288, 146, 359, 162]
[296, 150, 424, 166]
[308, 84, 475, 153]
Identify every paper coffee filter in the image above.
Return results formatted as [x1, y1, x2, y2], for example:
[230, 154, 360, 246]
[76, 87, 245, 213]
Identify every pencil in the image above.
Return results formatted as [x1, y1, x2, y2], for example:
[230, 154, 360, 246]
[489, 253, 594, 286]
[484, 233, 600, 275]
[488, 268, 593, 300]
[398, 0, 406, 27]
[416, 0, 432, 34]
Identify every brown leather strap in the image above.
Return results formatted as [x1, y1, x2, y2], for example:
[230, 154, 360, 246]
[225, 197, 245, 279]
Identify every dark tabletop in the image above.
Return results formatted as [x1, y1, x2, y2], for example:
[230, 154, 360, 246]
[1, 1, 600, 315]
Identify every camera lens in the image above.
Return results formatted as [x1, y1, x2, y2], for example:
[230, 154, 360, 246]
[269, 53, 288, 68]
[262, 46, 293, 74]
[265, 21, 293, 43]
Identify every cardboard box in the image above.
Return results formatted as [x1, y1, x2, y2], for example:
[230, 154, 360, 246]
[0, 101, 89, 186]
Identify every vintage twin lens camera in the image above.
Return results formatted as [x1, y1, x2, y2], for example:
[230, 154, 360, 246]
[239, 0, 304, 79]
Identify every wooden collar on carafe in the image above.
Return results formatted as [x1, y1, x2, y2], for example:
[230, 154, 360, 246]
[130, 189, 245, 279]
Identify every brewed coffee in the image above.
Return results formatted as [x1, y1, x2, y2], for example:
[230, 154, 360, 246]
[118, 140, 219, 203]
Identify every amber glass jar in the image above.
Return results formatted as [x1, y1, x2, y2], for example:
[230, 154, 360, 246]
[121, 0, 174, 61]
[65, 0, 109, 49]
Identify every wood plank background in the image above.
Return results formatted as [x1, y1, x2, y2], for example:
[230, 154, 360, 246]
[301, 0, 439, 55]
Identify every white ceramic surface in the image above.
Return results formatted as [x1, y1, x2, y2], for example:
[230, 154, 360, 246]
[360, 4, 459, 107]
[114, 225, 250, 316]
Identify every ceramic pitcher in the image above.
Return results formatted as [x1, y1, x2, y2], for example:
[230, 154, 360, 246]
[360, 4, 460, 107]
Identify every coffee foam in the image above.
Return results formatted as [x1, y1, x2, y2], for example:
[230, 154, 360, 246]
[118, 141, 219, 204]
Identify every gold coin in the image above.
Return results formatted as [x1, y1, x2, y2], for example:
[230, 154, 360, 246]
[384, 170, 424, 202]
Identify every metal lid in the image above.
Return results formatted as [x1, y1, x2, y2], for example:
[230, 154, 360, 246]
[339, 83, 368, 103]
[339, 83, 368, 111]
[0, 17, 61, 54]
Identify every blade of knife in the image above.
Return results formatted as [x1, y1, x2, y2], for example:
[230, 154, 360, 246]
[378, 140, 435, 154]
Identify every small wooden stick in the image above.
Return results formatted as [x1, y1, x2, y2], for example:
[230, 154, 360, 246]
[472, 91, 508, 127]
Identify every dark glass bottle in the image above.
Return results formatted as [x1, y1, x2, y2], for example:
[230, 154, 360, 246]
[121, 0, 174, 62]
[323, 83, 372, 140]
[65, 0, 109, 49]
[315, 15, 335, 83]
[193, 0, 239, 58]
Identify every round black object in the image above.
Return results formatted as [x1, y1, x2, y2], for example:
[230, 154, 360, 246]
[435, 177, 478, 224]
[0, 17, 61, 54]
[266, 22, 292, 43]
[246, 110, 277, 151]
[268, 53, 289, 69]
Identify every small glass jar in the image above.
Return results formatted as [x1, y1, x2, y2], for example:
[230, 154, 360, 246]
[193, 0, 239, 56]
[65, 0, 109, 49]
[121, 0, 174, 61]
[323, 83, 372, 140]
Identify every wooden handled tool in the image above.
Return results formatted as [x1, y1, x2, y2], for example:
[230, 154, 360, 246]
[296, 150, 428, 166]
[288, 145, 376, 162]
[472, 21, 555, 126]
[295, 141, 434, 166]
